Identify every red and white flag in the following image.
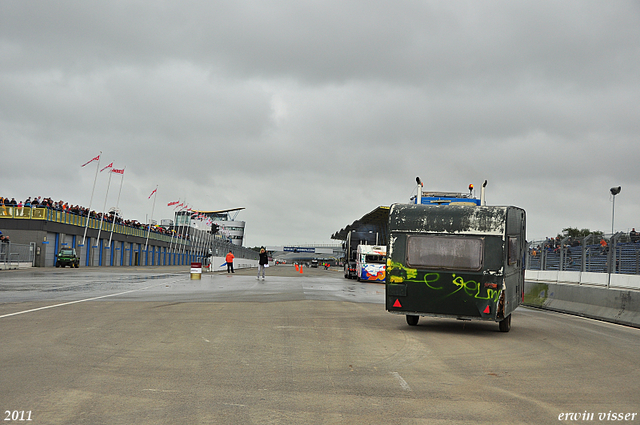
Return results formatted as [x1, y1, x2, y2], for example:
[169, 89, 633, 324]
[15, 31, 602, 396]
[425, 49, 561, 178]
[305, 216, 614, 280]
[148, 188, 157, 199]
[81, 154, 100, 167]
[100, 162, 113, 172]
[111, 168, 125, 174]
[167, 201, 179, 207]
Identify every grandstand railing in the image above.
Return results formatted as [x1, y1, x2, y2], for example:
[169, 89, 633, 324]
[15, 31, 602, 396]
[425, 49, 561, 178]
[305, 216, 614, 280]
[0, 206, 188, 244]
[526, 233, 640, 275]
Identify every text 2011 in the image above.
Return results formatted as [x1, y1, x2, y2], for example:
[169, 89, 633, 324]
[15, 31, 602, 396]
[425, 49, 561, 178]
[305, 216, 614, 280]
[4, 411, 32, 421]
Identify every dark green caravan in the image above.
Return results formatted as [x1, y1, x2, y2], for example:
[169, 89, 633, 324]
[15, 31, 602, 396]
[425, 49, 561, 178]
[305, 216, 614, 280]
[386, 203, 526, 332]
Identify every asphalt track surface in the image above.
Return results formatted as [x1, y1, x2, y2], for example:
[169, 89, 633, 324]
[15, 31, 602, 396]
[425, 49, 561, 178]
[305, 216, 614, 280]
[1, 266, 639, 424]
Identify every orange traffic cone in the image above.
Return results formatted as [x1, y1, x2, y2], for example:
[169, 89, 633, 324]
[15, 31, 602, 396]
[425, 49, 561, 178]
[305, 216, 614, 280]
[299, 264, 303, 274]
[295, 264, 299, 271]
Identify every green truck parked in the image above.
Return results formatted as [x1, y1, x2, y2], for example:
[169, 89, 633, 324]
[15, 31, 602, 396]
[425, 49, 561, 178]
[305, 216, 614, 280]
[56, 248, 80, 268]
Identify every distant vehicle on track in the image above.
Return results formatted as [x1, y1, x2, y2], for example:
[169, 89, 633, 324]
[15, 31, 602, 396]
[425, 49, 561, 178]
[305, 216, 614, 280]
[56, 248, 80, 268]
[355, 245, 386, 282]
[343, 230, 379, 279]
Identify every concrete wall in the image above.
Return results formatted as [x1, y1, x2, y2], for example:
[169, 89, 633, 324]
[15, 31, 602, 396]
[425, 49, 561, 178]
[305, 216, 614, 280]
[524, 270, 640, 328]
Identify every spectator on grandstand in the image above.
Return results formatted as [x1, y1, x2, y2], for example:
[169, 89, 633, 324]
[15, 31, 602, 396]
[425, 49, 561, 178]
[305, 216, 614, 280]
[630, 228, 639, 243]
[5, 194, 180, 238]
[599, 238, 608, 254]
[0, 231, 9, 243]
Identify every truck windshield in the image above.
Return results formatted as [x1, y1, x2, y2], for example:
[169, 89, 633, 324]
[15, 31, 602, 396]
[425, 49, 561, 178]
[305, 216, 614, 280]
[365, 254, 386, 264]
[60, 250, 74, 256]
[406, 235, 483, 271]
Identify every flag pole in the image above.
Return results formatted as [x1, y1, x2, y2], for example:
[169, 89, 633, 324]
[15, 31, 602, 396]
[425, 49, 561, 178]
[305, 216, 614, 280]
[82, 151, 101, 246]
[178, 202, 188, 257]
[108, 167, 125, 248]
[168, 200, 178, 257]
[168, 200, 182, 262]
[144, 186, 158, 253]
[180, 204, 189, 261]
[96, 165, 114, 247]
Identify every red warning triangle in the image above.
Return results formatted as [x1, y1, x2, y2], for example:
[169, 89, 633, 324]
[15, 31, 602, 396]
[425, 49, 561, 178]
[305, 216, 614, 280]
[393, 299, 402, 308]
[483, 305, 490, 314]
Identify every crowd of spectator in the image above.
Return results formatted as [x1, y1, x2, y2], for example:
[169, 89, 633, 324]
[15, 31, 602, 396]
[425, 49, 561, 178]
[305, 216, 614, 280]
[531, 229, 640, 258]
[1, 195, 189, 240]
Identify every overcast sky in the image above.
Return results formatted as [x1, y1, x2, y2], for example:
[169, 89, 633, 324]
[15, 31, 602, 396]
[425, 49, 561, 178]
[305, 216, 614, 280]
[1, 1, 639, 247]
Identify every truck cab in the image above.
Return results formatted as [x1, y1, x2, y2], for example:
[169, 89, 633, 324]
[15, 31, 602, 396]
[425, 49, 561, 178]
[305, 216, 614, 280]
[386, 203, 526, 332]
[356, 245, 386, 282]
[343, 230, 379, 279]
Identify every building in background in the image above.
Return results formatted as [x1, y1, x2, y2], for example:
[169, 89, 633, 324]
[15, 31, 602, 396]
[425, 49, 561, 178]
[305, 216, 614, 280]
[172, 208, 246, 247]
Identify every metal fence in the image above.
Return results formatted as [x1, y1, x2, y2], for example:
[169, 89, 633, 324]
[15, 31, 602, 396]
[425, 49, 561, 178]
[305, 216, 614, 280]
[0, 242, 36, 269]
[526, 233, 640, 275]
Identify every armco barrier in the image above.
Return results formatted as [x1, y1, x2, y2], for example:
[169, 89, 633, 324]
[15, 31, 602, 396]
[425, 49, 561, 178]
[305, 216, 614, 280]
[524, 270, 640, 328]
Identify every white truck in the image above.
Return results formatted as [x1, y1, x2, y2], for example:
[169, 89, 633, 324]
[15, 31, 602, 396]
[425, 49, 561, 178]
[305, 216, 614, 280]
[356, 245, 386, 282]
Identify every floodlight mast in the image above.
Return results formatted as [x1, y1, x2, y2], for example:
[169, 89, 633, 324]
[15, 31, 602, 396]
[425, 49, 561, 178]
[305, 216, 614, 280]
[610, 186, 621, 234]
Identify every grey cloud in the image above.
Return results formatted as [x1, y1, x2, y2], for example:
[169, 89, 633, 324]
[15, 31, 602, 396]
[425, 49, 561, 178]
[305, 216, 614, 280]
[2, 0, 640, 246]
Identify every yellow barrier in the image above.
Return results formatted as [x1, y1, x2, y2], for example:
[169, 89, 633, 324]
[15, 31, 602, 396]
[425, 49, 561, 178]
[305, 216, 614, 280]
[0, 206, 13, 218]
[32, 208, 47, 219]
[13, 207, 31, 219]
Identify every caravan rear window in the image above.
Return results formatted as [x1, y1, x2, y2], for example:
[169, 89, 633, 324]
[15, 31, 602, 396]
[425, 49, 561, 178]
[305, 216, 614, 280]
[406, 235, 484, 271]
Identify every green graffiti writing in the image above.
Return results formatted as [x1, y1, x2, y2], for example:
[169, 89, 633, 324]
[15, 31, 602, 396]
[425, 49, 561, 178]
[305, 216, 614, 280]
[387, 260, 499, 302]
[386, 259, 417, 283]
[424, 273, 443, 290]
[451, 274, 499, 302]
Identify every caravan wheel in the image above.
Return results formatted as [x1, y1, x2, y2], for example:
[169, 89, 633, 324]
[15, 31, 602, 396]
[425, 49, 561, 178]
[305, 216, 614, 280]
[498, 315, 511, 332]
[406, 315, 419, 326]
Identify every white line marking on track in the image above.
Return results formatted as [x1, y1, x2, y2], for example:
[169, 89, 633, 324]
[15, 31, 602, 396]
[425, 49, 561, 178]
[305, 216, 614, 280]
[390, 372, 412, 391]
[0, 281, 169, 319]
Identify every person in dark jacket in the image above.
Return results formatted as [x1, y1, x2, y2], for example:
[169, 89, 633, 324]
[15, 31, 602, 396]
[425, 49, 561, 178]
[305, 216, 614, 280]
[257, 248, 268, 280]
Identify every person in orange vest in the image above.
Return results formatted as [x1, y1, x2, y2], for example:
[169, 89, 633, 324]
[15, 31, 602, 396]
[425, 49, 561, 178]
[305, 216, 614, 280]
[225, 250, 235, 273]
[599, 238, 608, 255]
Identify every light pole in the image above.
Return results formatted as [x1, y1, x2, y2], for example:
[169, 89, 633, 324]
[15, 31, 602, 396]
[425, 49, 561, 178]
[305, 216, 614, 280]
[608, 186, 621, 286]
[610, 186, 621, 235]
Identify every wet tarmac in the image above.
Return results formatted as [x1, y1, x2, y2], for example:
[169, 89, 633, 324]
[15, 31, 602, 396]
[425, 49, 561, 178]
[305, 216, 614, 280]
[1, 265, 639, 424]
[0, 264, 385, 306]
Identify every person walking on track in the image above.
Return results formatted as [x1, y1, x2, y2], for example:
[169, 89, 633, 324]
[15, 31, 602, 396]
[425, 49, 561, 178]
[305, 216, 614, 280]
[257, 248, 268, 280]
